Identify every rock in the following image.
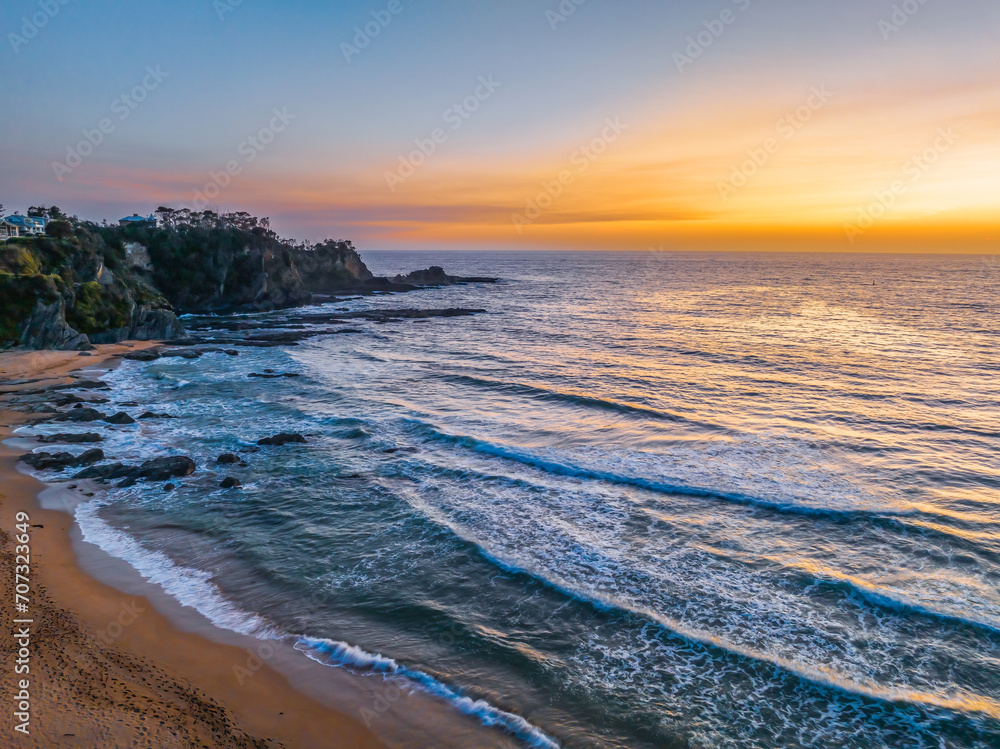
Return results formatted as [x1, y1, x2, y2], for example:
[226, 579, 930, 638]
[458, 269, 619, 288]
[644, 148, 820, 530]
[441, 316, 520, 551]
[138, 411, 174, 419]
[217, 453, 240, 464]
[389, 266, 498, 287]
[36, 433, 103, 444]
[104, 412, 136, 425]
[79, 351, 93, 357]
[21, 448, 105, 471]
[53, 393, 89, 406]
[129, 307, 185, 341]
[120, 401, 139, 407]
[74, 455, 196, 485]
[257, 433, 307, 446]
[18, 297, 91, 351]
[160, 349, 202, 359]
[248, 372, 301, 379]
[56, 379, 109, 390]
[224, 349, 239, 356]
[163, 483, 176, 491]
[134, 456, 196, 481]
[52, 408, 106, 422]
[123, 349, 162, 362]
[72, 462, 129, 479]
[220, 477, 242, 489]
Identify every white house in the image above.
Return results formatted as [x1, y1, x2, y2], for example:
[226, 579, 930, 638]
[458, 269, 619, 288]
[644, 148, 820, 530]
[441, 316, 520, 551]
[3, 214, 47, 236]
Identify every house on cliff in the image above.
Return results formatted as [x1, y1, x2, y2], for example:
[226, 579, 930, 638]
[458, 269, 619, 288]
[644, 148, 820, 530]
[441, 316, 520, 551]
[119, 213, 157, 228]
[0, 220, 19, 241]
[3, 214, 46, 236]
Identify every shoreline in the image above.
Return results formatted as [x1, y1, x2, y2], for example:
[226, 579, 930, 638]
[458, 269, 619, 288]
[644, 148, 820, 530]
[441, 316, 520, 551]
[0, 345, 388, 748]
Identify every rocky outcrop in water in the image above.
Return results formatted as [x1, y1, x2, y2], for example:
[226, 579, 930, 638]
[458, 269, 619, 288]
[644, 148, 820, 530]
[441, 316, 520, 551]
[20, 448, 105, 470]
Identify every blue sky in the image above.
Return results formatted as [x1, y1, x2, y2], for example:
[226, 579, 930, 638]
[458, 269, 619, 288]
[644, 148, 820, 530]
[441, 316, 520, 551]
[2, 0, 998, 250]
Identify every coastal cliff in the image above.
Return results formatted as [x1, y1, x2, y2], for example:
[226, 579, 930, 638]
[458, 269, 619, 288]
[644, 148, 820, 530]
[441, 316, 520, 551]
[0, 209, 495, 350]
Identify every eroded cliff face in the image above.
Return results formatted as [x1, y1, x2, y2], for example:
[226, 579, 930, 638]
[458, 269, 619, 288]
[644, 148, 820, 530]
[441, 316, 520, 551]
[2, 214, 494, 349]
[1, 229, 184, 351]
[292, 241, 374, 293]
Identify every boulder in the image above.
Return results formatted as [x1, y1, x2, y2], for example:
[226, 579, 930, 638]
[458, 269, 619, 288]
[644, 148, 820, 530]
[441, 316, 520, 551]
[55, 379, 109, 390]
[138, 412, 174, 419]
[160, 349, 202, 359]
[21, 448, 105, 471]
[36, 433, 103, 444]
[217, 453, 240, 464]
[123, 349, 162, 362]
[53, 408, 106, 422]
[105, 412, 136, 425]
[257, 433, 307, 446]
[73, 455, 196, 485]
[129, 307, 185, 341]
[133, 456, 196, 481]
[220, 477, 242, 489]
[73, 462, 129, 480]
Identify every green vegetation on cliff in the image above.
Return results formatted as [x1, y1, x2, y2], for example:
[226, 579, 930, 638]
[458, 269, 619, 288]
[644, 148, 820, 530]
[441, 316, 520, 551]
[0, 208, 374, 348]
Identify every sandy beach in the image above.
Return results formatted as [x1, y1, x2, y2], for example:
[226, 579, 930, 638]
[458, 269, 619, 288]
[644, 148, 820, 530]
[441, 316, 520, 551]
[0, 345, 386, 748]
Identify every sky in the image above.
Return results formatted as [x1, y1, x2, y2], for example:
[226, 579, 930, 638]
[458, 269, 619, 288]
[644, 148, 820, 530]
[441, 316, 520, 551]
[1, 0, 998, 252]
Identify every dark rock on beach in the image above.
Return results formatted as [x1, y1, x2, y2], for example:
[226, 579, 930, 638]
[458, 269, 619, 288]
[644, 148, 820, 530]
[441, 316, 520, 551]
[123, 349, 162, 362]
[53, 379, 109, 391]
[73, 462, 128, 480]
[104, 412, 136, 425]
[21, 448, 105, 471]
[73, 456, 196, 486]
[36, 432, 104, 444]
[52, 407, 106, 422]
[132, 456, 197, 481]
[160, 349, 202, 359]
[257, 433, 307, 446]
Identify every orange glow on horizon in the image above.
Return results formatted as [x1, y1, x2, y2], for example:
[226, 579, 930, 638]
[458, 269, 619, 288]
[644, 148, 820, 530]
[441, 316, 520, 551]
[60, 74, 1000, 253]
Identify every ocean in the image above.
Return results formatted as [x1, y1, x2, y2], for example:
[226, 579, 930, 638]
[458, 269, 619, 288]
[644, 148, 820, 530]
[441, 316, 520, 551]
[20, 250, 1000, 748]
